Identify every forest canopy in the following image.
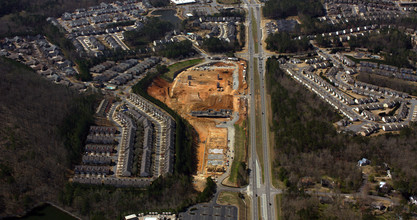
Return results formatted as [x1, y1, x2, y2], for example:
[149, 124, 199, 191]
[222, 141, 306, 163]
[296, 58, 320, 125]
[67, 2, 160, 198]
[266, 32, 312, 53]
[202, 38, 238, 53]
[267, 57, 417, 218]
[0, 57, 81, 217]
[0, 56, 208, 219]
[262, 0, 324, 19]
[158, 40, 195, 59]
[124, 18, 173, 49]
[348, 28, 415, 68]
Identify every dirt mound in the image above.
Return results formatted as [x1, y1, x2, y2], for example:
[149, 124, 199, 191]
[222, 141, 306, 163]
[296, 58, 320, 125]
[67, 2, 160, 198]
[191, 95, 234, 111]
[147, 77, 171, 103]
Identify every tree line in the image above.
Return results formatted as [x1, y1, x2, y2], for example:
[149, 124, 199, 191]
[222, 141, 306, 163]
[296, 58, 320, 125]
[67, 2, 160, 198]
[262, 0, 324, 19]
[149, 0, 170, 7]
[59, 95, 98, 165]
[357, 72, 417, 96]
[266, 32, 312, 53]
[266, 57, 417, 218]
[348, 28, 415, 68]
[0, 0, 115, 36]
[0, 56, 217, 219]
[124, 18, 173, 49]
[0, 57, 81, 217]
[202, 38, 240, 54]
[158, 40, 195, 59]
[132, 70, 196, 176]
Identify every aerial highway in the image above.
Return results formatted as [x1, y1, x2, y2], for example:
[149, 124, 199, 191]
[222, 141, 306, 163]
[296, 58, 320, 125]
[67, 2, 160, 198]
[244, 2, 259, 219]
[241, 0, 279, 219]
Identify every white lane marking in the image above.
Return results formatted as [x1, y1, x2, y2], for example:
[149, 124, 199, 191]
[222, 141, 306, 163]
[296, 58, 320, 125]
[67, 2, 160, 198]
[256, 160, 260, 188]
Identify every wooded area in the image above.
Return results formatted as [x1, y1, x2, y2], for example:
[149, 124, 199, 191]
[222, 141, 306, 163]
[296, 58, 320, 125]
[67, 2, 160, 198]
[266, 57, 417, 218]
[266, 32, 311, 53]
[0, 1, 219, 218]
[0, 57, 80, 217]
[132, 69, 196, 176]
[0, 56, 216, 219]
[149, 0, 170, 7]
[348, 28, 415, 68]
[3, 13, 96, 81]
[158, 40, 194, 59]
[0, 0, 114, 36]
[280, 191, 361, 219]
[124, 18, 173, 49]
[357, 72, 417, 96]
[59, 175, 199, 219]
[262, 0, 324, 19]
[202, 38, 239, 54]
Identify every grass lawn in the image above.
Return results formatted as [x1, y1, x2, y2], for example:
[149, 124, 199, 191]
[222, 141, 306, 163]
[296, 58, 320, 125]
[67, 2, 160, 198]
[265, 83, 280, 189]
[229, 121, 248, 185]
[253, 58, 264, 183]
[217, 191, 249, 220]
[251, 10, 258, 54]
[276, 194, 282, 220]
[162, 58, 204, 82]
[257, 196, 261, 220]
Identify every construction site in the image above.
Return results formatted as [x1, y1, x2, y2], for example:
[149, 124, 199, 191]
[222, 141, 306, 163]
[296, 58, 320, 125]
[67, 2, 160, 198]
[148, 59, 248, 180]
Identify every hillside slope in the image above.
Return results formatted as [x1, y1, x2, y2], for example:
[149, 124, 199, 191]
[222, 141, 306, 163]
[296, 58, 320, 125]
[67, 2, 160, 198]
[0, 58, 78, 217]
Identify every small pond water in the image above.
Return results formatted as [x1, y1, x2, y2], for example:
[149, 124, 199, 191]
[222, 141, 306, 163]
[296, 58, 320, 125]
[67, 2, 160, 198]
[5, 204, 76, 220]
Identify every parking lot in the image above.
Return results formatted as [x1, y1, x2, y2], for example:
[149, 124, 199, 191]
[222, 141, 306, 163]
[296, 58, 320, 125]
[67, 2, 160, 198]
[179, 204, 238, 220]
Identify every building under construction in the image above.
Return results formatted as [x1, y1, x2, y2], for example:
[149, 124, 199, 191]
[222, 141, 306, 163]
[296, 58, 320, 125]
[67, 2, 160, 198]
[190, 109, 232, 118]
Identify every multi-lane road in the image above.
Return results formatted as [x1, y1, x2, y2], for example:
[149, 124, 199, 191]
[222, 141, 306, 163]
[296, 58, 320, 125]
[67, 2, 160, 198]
[243, 1, 279, 219]
[154, 0, 282, 218]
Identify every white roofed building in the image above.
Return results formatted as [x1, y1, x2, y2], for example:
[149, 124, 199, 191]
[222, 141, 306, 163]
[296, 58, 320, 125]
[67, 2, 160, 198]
[170, 0, 196, 4]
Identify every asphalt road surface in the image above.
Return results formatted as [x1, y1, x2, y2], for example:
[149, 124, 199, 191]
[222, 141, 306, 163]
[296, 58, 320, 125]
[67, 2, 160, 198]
[243, 1, 259, 219]
[241, 0, 277, 219]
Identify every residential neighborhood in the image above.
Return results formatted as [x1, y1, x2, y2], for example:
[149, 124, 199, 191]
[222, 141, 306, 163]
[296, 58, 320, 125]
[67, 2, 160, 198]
[282, 49, 417, 136]
[4, 0, 417, 219]
[0, 35, 85, 90]
[72, 93, 176, 187]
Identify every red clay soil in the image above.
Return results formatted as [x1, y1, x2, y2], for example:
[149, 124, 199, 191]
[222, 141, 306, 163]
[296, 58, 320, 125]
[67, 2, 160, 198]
[147, 61, 248, 176]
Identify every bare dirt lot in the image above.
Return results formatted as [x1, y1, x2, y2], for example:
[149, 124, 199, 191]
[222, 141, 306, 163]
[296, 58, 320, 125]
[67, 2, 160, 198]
[148, 60, 248, 178]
